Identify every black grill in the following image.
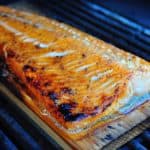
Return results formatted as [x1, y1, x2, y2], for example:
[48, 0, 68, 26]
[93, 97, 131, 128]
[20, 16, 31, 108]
[0, 0, 150, 149]
[119, 129, 150, 150]
[0, 95, 61, 150]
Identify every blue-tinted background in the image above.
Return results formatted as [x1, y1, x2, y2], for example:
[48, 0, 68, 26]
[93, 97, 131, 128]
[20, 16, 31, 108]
[97, 0, 150, 28]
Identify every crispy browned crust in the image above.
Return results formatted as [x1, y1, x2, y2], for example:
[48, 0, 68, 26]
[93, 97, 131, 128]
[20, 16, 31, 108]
[0, 6, 149, 139]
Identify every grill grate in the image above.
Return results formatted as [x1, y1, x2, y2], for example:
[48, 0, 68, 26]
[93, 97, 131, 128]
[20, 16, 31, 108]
[0, 129, 17, 150]
[0, 95, 61, 150]
[119, 129, 150, 150]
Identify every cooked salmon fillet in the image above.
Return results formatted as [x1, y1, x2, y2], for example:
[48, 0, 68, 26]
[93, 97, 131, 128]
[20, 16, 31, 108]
[0, 6, 149, 139]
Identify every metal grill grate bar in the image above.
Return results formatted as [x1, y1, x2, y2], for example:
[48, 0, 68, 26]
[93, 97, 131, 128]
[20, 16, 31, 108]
[119, 129, 150, 150]
[0, 105, 42, 150]
[0, 129, 18, 150]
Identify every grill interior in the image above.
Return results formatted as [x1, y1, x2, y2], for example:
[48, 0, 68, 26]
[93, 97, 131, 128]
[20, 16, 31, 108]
[0, 0, 150, 149]
[119, 129, 150, 150]
[0, 95, 60, 150]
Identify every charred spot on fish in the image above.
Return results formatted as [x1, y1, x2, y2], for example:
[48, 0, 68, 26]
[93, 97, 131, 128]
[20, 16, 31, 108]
[26, 76, 34, 82]
[23, 65, 37, 72]
[58, 102, 77, 116]
[59, 104, 71, 116]
[61, 87, 74, 95]
[64, 113, 88, 122]
[48, 91, 58, 102]
[7, 51, 16, 58]
[90, 106, 99, 116]
[82, 53, 86, 58]
[44, 81, 51, 87]
[41, 67, 45, 70]
[23, 65, 30, 71]
[32, 80, 41, 89]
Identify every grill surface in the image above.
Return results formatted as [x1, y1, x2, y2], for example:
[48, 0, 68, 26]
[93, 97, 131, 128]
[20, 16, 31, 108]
[0, 0, 150, 149]
[119, 129, 150, 150]
[0, 95, 61, 150]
